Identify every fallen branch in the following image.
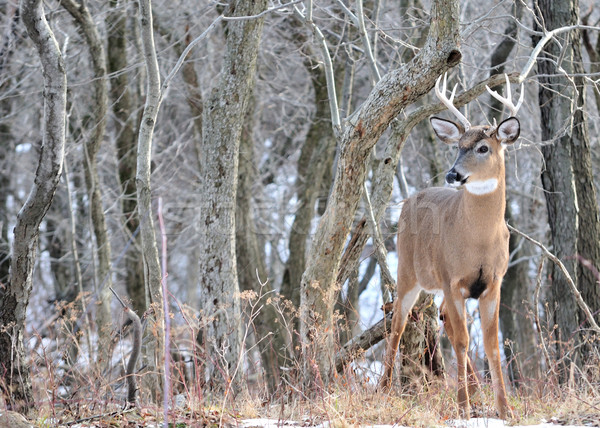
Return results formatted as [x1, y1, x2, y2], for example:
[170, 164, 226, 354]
[335, 311, 393, 373]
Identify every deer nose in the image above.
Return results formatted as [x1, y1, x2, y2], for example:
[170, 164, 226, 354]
[445, 168, 463, 185]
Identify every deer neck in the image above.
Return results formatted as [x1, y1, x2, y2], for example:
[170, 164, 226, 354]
[459, 176, 506, 229]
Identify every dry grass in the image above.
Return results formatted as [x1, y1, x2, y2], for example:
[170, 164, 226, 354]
[229, 373, 600, 427]
[23, 356, 600, 427]
[13, 293, 600, 427]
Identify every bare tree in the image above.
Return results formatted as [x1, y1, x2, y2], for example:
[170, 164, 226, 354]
[136, 0, 165, 400]
[236, 93, 290, 394]
[0, 0, 66, 410]
[196, 0, 268, 391]
[59, 0, 113, 370]
[106, 0, 146, 316]
[300, 0, 461, 385]
[535, 0, 600, 377]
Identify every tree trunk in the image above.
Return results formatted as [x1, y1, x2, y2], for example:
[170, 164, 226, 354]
[136, 0, 165, 401]
[500, 208, 541, 385]
[0, 2, 19, 310]
[107, 0, 146, 317]
[60, 0, 113, 370]
[196, 0, 268, 392]
[236, 95, 290, 395]
[0, 0, 66, 411]
[487, 1, 540, 385]
[280, 30, 338, 345]
[536, 0, 600, 378]
[300, 0, 461, 386]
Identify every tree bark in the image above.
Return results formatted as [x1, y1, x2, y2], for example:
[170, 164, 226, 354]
[536, 0, 600, 378]
[60, 0, 113, 370]
[137, 0, 165, 400]
[236, 94, 290, 394]
[107, 0, 146, 317]
[486, 1, 540, 385]
[196, 0, 268, 392]
[280, 20, 338, 344]
[300, 0, 461, 386]
[0, 0, 66, 411]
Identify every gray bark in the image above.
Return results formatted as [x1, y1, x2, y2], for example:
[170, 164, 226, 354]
[486, 2, 540, 385]
[107, 0, 146, 316]
[236, 96, 290, 394]
[196, 0, 268, 392]
[300, 0, 461, 385]
[0, 0, 66, 410]
[60, 0, 113, 370]
[137, 0, 165, 400]
[536, 0, 600, 377]
[280, 21, 338, 343]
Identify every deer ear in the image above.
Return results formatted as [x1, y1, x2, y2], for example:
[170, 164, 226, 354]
[496, 117, 520, 145]
[430, 117, 464, 144]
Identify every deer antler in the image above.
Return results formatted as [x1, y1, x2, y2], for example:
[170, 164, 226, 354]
[435, 73, 471, 131]
[486, 73, 524, 118]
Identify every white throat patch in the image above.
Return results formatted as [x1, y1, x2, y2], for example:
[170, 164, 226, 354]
[465, 178, 498, 195]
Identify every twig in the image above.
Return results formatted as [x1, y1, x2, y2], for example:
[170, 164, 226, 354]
[293, 5, 341, 137]
[519, 24, 600, 82]
[355, 0, 380, 83]
[507, 223, 600, 334]
[63, 408, 136, 426]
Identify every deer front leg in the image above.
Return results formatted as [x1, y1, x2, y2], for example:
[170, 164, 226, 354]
[379, 283, 421, 390]
[444, 290, 471, 419]
[480, 285, 513, 420]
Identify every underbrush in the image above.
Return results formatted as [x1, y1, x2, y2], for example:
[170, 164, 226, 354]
[8, 293, 599, 426]
[24, 366, 600, 427]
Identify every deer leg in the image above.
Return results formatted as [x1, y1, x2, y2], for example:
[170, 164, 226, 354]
[441, 300, 479, 398]
[480, 285, 513, 420]
[378, 282, 421, 390]
[443, 290, 471, 419]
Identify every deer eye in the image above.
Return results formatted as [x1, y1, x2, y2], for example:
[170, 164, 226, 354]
[477, 145, 489, 154]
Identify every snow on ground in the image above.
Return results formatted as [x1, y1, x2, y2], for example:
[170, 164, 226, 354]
[241, 417, 594, 428]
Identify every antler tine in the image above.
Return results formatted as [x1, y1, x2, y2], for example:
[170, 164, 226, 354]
[486, 73, 524, 118]
[435, 73, 471, 130]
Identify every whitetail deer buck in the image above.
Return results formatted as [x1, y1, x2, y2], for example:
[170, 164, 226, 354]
[379, 74, 522, 420]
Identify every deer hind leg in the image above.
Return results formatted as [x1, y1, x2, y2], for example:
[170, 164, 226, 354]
[443, 289, 471, 419]
[479, 284, 513, 420]
[378, 280, 421, 391]
[440, 300, 479, 399]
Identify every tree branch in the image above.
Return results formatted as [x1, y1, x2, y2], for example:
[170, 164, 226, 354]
[507, 224, 600, 334]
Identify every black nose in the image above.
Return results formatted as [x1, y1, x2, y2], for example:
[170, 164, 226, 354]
[446, 168, 462, 184]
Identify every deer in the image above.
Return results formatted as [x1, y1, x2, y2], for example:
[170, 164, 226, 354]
[378, 73, 522, 420]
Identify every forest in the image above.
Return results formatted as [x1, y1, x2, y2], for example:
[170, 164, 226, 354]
[0, 0, 599, 426]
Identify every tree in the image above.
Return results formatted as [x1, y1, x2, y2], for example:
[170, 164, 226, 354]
[0, 0, 66, 410]
[236, 94, 290, 394]
[136, 0, 165, 400]
[106, 0, 146, 316]
[299, 0, 461, 385]
[196, 0, 268, 391]
[280, 14, 339, 346]
[60, 0, 113, 370]
[535, 0, 600, 376]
